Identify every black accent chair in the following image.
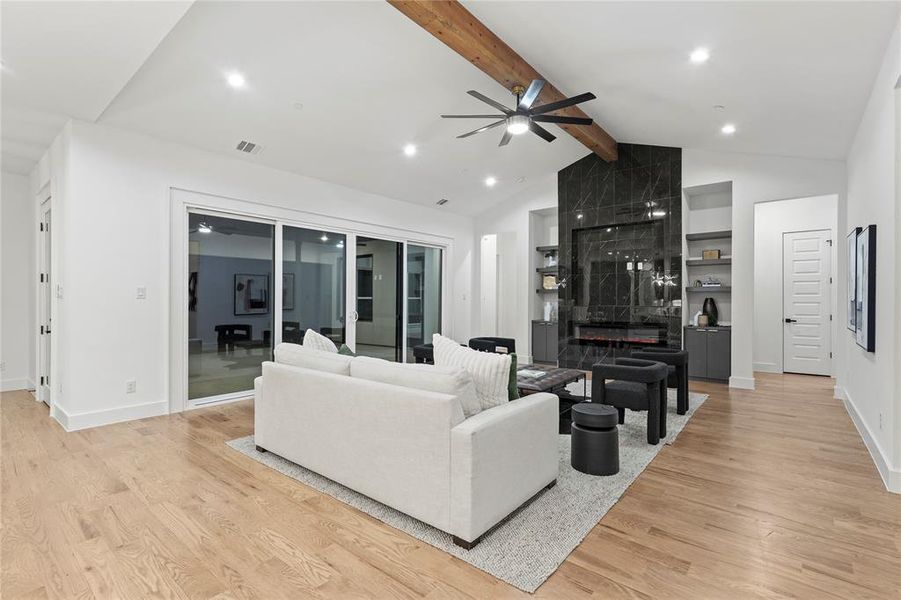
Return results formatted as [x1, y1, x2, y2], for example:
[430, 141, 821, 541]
[631, 347, 689, 415]
[413, 343, 434, 364]
[214, 324, 252, 355]
[592, 358, 669, 445]
[468, 337, 516, 354]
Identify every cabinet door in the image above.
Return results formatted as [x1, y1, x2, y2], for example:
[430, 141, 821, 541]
[706, 329, 731, 381]
[532, 322, 547, 363]
[685, 328, 707, 378]
[545, 322, 558, 365]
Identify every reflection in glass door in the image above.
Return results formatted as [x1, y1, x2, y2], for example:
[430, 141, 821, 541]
[188, 213, 274, 400]
[355, 237, 402, 361]
[282, 226, 346, 347]
[406, 245, 442, 362]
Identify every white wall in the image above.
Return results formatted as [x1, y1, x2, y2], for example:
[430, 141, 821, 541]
[683, 150, 847, 389]
[1, 171, 36, 390]
[37, 119, 474, 429]
[841, 14, 900, 492]
[753, 195, 838, 373]
[474, 175, 558, 362]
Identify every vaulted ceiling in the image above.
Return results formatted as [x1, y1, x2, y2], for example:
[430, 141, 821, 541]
[2, 1, 898, 216]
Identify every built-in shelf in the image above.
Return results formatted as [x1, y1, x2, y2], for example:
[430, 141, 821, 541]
[685, 230, 732, 241]
[685, 286, 731, 293]
[536, 245, 558, 253]
[536, 288, 559, 294]
[686, 258, 732, 267]
[536, 266, 558, 273]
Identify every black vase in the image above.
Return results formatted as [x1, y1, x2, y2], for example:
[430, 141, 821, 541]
[702, 297, 719, 326]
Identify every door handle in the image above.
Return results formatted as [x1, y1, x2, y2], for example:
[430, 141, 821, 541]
[351, 310, 359, 323]
[784, 318, 797, 323]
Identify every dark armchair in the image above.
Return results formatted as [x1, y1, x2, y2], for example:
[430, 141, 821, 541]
[592, 358, 668, 444]
[468, 337, 516, 354]
[631, 347, 689, 414]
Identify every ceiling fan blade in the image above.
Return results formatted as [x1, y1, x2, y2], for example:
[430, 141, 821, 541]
[518, 79, 545, 110]
[530, 92, 597, 115]
[457, 120, 505, 139]
[441, 114, 506, 119]
[529, 122, 557, 143]
[467, 90, 513, 114]
[531, 115, 593, 125]
[498, 129, 513, 147]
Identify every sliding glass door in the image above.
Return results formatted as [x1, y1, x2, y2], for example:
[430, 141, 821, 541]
[188, 213, 274, 400]
[354, 236, 402, 361]
[406, 245, 442, 362]
[282, 226, 346, 347]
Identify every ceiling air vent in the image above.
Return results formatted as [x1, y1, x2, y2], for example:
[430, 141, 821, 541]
[235, 140, 262, 155]
[437, 198, 448, 206]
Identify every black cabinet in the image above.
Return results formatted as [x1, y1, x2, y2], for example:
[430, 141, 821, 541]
[531, 321, 558, 364]
[684, 327, 731, 382]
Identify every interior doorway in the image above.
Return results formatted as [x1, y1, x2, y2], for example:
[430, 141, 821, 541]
[783, 229, 832, 376]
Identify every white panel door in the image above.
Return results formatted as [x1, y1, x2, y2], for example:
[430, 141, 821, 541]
[783, 230, 831, 375]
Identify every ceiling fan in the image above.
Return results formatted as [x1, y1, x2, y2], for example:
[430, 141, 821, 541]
[441, 79, 596, 146]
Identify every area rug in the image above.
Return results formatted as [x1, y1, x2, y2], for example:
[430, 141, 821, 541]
[227, 390, 707, 593]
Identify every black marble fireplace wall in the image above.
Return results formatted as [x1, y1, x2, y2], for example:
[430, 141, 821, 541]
[557, 143, 682, 370]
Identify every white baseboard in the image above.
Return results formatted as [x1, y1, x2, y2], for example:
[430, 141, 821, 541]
[0, 378, 31, 392]
[729, 376, 756, 390]
[839, 386, 900, 494]
[52, 400, 169, 432]
[753, 362, 781, 374]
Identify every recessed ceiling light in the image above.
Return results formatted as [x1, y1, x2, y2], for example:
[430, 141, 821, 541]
[336, 241, 344, 248]
[226, 71, 246, 88]
[577, 213, 584, 220]
[721, 123, 736, 135]
[403, 143, 417, 156]
[198, 223, 212, 234]
[713, 104, 725, 112]
[320, 233, 329, 242]
[485, 176, 497, 187]
[690, 47, 710, 64]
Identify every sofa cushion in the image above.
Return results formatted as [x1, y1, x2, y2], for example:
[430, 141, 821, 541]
[303, 329, 338, 353]
[274, 343, 352, 375]
[432, 334, 511, 411]
[350, 356, 481, 418]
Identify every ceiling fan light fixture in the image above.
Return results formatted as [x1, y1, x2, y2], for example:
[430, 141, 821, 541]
[506, 115, 530, 135]
[198, 223, 212, 234]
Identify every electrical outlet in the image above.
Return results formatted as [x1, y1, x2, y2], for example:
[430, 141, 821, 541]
[136, 286, 147, 300]
[126, 380, 137, 394]
[879, 412, 883, 430]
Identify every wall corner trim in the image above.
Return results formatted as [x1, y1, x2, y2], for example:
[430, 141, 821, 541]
[52, 400, 169, 432]
[842, 388, 901, 494]
[728, 376, 756, 390]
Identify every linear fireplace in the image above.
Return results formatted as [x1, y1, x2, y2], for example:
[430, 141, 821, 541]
[573, 322, 668, 347]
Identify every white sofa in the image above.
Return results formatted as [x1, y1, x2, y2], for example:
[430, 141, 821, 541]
[253, 346, 559, 548]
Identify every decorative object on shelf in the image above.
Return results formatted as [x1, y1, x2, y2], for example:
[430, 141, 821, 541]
[855, 225, 876, 352]
[693, 279, 702, 287]
[692, 309, 702, 326]
[698, 314, 709, 327]
[701, 275, 722, 287]
[702, 249, 721, 260]
[846, 227, 861, 332]
[702, 297, 719, 326]
[542, 274, 557, 290]
[544, 252, 557, 267]
[544, 301, 554, 321]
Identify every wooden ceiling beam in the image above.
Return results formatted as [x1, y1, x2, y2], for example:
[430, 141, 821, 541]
[388, 0, 618, 162]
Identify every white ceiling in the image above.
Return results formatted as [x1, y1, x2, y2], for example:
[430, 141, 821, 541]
[0, 0, 192, 174]
[2, 1, 898, 215]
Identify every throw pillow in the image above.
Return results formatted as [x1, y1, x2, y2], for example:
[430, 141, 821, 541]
[432, 333, 511, 411]
[338, 344, 356, 357]
[274, 343, 353, 375]
[508, 352, 520, 401]
[303, 328, 338, 353]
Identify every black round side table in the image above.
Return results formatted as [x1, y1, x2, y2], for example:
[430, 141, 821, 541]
[570, 403, 620, 476]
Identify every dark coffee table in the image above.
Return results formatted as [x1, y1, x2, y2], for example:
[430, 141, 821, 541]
[517, 365, 587, 433]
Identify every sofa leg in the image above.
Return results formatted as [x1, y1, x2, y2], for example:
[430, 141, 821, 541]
[453, 535, 480, 550]
[546, 479, 557, 490]
[255, 445, 267, 453]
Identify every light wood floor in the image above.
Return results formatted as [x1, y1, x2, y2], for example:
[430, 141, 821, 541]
[2, 373, 900, 599]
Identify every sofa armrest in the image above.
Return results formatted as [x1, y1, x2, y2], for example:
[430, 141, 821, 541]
[450, 393, 558, 543]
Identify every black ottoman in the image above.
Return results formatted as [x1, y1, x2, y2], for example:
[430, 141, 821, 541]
[570, 403, 620, 476]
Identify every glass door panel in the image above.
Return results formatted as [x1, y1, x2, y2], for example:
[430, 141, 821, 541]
[355, 236, 402, 361]
[188, 213, 274, 400]
[282, 226, 346, 347]
[406, 245, 442, 362]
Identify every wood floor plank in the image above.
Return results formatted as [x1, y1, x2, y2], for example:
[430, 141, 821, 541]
[3, 372, 900, 599]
